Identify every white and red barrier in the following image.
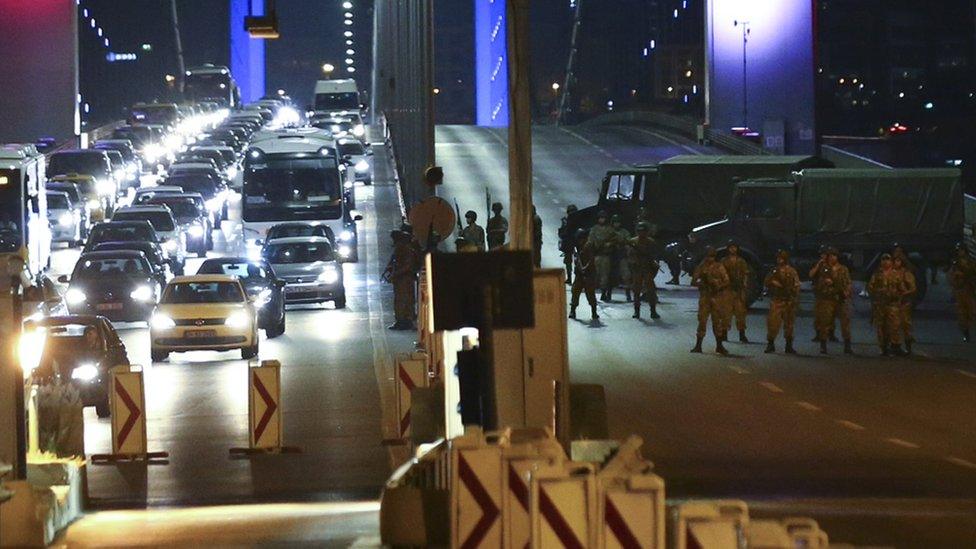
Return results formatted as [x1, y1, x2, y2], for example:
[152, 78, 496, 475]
[91, 365, 168, 463]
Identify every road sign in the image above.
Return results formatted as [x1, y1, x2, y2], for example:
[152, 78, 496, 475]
[601, 477, 666, 549]
[452, 445, 503, 548]
[91, 366, 168, 463]
[395, 353, 429, 438]
[530, 463, 597, 549]
[230, 360, 300, 456]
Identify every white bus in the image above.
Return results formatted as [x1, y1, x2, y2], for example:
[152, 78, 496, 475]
[313, 79, 362, 115]
[0, 144, 51, 274]
[242, 128, 361, 262]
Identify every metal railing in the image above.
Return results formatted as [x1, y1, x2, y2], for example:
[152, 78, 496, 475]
[579, 110, 769, 155]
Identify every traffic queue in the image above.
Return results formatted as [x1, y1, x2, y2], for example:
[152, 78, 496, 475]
[7, 76, 373, 419]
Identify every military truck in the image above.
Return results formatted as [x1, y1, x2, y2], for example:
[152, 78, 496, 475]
[690, 168, 965, 303]
[563, 155, 832, 278]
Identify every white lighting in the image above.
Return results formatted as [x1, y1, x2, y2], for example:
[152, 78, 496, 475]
[151, 313, 176, 330]
[344, 31, 353, 37]
[346, 49, 355, 55]
[65, 288, 87, 306]
[342, 1, 352, 8]
[71, 363, 99, 381]
[225, 311, 250, 328]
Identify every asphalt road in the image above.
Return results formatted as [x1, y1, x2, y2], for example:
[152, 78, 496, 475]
[435, 123, 976, 548]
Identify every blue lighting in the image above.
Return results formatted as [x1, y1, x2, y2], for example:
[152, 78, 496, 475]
[475, 0, 508, 126]
[230, 0, 266, 104]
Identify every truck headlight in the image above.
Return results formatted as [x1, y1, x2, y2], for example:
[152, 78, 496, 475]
[339, 230, 354, 242]
[227, 166, 238, 180]
[87, 199, 101, 210]
[352, 124, 365, 137]
[19, 329, 46, 377]
[206, 197, 222, 212]
[354, 160, 369, 172]
[58, 212, 74, 226]
[71, 363, 99, 381]
[65, 288, 87, 306]
[130, 285, 154, 302]
[150, 313, 176, 330]
[225, 311, 251, 329]
[164, 239, 179, 252]
[318, 267, 340, 284]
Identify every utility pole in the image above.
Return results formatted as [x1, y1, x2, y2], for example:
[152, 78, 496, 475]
[170, 0, 186, 94]
[507, 0, 533, 252]
[557, 0, 584, 125]
[734, 19, 750, 128]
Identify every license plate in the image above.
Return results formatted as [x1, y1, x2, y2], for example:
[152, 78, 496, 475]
[96, 303, 123, 311]
[185, 330, 216, 339]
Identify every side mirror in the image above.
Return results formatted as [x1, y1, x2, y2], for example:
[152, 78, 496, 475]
[354, 213, 363, 222]
[57, 275, 69, 284]
[365, 149, 374, 156]
[274, 280, 286, 289]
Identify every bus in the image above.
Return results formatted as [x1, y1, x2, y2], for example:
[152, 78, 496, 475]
[184, 64, 240, 108]
[0, 144, 51, 274]
[242, 128, 361, 262]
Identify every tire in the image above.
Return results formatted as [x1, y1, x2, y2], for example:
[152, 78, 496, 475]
[221, 203, 229, 221]
[241, 341, 259, 360]
[95, 396, 111, 418]
[334, 291, 347, 309]
[151, 349, 169, 362]
[266, 313, 285, 338]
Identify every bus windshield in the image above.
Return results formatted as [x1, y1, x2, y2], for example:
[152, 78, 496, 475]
[0, 169, 22, 251]
[185, 73, 233, 104]
[243, 156, 342, 222]
[315, 92, 359, 111]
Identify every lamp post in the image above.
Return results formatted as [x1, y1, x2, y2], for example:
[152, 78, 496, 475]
[321, 63, 335, 77]
[733, 20, 750, 129]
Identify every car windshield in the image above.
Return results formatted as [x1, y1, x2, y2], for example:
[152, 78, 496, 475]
[48, 185, 83, 204]
[197, 261, 268, 282]
[338, 142, 365, 156]
[38, 323, 103, 356]
[73, 256, 151, 278]
[47, 194, 69, 209]
[94, 244, 158, 262]
[148, 199, 198, 220]
[90, 224, 155, 243]
[268, 225, 331, 239]
[112, 127, 151, 146]
[162, 282, 244, 304]
[315, 92, 359, 110]
[112, 211, 175, 232]
[265, 242, 335, 264]
[165, 176, 217, 198]
[48, 152, 108, 177]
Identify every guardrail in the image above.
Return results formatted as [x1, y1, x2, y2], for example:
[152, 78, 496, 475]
[577, 110, 769, 155]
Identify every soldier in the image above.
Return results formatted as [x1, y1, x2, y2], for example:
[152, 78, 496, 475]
[588, 210, 616, 301]
[611, 214, 632, 301]
[533, 205, 543, 268]
[486, 202, 508, 250]
[764, 250, 800, 354]
[558, 204, 578, 284]
[459, 210, 486, 252]
[814, 247, 853, 354]
[569, 229, 599, 321]
[389, 228, 421, 330]
[691, 246, 731, 354]
[867, 254, 905, 355]
[949, 244, 976, 342]
[892, 254, 917, 353]
[808, 246, 836, 342]
[721, 241, 751, 342]
[627, 222, 661, 320]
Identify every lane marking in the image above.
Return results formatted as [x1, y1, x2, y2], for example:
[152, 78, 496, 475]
[621, 126, 703, 155]
[758, 381, 784, 394]
[956, 369, 976, 380]
[725, 365, 749, 375]
[885, 438, 920, 449]
[946, 456, 976, 469]
[836, 420, 866, 431]
[794, 401, 822, 412]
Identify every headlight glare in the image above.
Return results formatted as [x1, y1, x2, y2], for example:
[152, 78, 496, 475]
[338, 245, 352, 258]
[65, 288, 86, 306]
[130, 285, 154, 302]
[71, 363, 99, 381]
[188, 225, 205, 238]
[58, 212, 74, 226]
[354, 160, 369, 172]
[339, 230, 354, 242]
[96, 179, 115, 196]
[225, 310, 251, 328]
[151, 313, 176, 329]
[318, 267, 340, 284]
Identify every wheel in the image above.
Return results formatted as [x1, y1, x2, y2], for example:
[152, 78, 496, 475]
[95, 396, 111, 418]
[266, 313, 285, 338]
[221, 203, 229, 221]
[241, 341, 259, 360]
[334, 291, 347, 309]
[364, 178, 372, 186]
[151, 349, 169, 362]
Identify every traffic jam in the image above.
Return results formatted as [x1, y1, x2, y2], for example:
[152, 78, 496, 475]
[3, 69, 371, 419]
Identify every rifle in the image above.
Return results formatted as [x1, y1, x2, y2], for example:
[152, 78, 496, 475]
[485, 187, 491, 224]
[454, 199, 463, 234]
[380, 255, 395, 283]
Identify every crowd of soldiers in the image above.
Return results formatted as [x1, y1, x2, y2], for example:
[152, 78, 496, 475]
[455, 202, 543, 266]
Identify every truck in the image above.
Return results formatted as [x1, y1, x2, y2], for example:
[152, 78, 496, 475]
[564, 155, 832, 278]
[690, 168, 965, 303]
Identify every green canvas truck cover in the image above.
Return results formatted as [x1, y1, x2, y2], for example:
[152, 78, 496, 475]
[795, 168, 964, 239]
[646, 155, 830, 233]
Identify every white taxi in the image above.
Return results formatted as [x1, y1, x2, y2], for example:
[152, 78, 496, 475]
[150, 275, 259, 362]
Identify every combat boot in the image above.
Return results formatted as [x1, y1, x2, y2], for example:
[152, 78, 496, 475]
[632, 303, 640, 319]
[891, 344, 907, 356]
[843, 340, 854, 355]
[590, 304, 600, 320]
[599, 290, 608, 302]
[716, 340, 729, 355]
[829, 331, 839, 342]
[625, 289, 632, 302]
[690, 336, 703, 353]
[764, 341, 775, 353]
[604, 289, 614, 302]
[650, 302, 660, 319]
[785, 339, 797, 354]
[568, 306, 577, 319]
[820, 340, 828, 354]
[738, 330, 749, 343]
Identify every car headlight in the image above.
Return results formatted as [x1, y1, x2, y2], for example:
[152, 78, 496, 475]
[224, 310, 251, 329]
[19, 329, 46, 377]
[130, 285, 154, 302]
[188, 224, 205, 238]
[318, 267, 340, 284]
[65, 288, 87, 306]
[151, 313, 176, 330]
[352, 124, 365, 137]
[354, 160, 370, 172]
[96, 179, 115, 196]
[254, 289, 272, 308]
[87, 199, 101, 210]
[114, 169, 126, 181]
[206, 197, 222, 212]
[71, 363, 99, 382]
[58, 212, 74, 226]
[338, 245, 352, 258]
[227, 166, 238, 179]
[163, 239, 179, 252]
[339, 230, 354, 242]
[126, 164, 138, 176]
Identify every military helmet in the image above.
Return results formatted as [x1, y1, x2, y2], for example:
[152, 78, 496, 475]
[818, 245, 828, 255]
[491, 202, 503, 213]
[610, 214, 622, 224]
[566, 204, 578, 214]
[399, 222, 414, 235]
[597, 210, 608, 219]
[465, 210, 477, 221]
[726, 239, 738, 247]
[636, 221, 650, 232]
[705, 246, 717, 257]
[826, 246, 839, 256]
[575, 228, 589, 241]
[880, 252, 892, 261]
[776, 249, 790, 261]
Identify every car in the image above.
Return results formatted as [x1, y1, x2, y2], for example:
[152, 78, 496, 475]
[197, 257, 286, 338]
[262, 237, 345, 308]
[49, 174, 111, 223]
[94, 140, 141, 189]
[111, 205, 187, 275]
[337, 139, 373, 184]
[47, 181, 92, 238]
[60, 250, 161, 322]
[162, 172, 227, 227]
[133, 185, 185, 205]
[22, 315, 130, 417]
[90, 241, 169, 285]
[192, 145, 240, 188]
[83, 220, 164, 261]
[102, 149, 137, 194]
[150, 275, 260, 361]
[47, 150, 116, 198]
[146, 195, 213, 256]
[22, 275, 69, 321]
[46, 191, 83, 246]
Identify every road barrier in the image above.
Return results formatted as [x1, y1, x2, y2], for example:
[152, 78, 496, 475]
[230, 360, 300, 456]
[530, 461, 598, 548]
[781, 517, 829, 548]
[395, 352, 430, 439]
[91, 365, 168, 463]
[598, 436, 666, 549]
[671, 500, 748, 549]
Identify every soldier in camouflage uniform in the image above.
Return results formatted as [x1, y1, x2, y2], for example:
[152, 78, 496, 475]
[764, 250, 800, 354]
[558, 204, 578, 284]
[588, 211, 616, 302]
[627, 222, 660, 320]
[721, 241, 751, 343]
[486, 202, 508, 250]
[814, 247, 853, 354]
[459, 210, 486, 252]
[611, 214, 632, 301]
[868, 253, 906, 356]
[569, 229, 599, 321]
[892, 254, 917, 353]
[691, 247, 731, 354]
[949, 244, 976, 342]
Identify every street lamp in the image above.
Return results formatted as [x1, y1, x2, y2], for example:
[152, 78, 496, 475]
[733, 20, 751, 128]
[551, 82, 560, 93]
[322, 63, 335, 76]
